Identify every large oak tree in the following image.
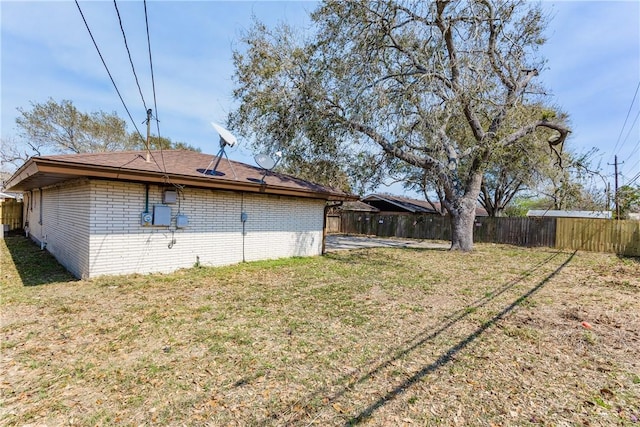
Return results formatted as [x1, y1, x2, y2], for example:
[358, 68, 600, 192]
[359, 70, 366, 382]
[231, 0, 570, 251]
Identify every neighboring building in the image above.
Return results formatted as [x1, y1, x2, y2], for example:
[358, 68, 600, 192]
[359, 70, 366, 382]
[526, 210, 613, 219]
[361, 193, 488, 217]
[325, 200, 380, 234]
[5, 150, 355, 278]
[329, 200, 380, 214]
[0, 192, 18, 201]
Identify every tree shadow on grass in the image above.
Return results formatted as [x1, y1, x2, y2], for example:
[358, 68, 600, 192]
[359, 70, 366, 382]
[2, 234, 77, 286]
[616, 254, 640, 264]
[263, 249, 576, 426]
[345, 250, 577, 425]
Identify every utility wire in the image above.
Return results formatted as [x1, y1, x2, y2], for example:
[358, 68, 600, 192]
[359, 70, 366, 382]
[613, 80, 640, 155]
[625, 170, 640, 186]
[75, 0, 146, 145]
[625, 153, 640, 182]
[623, 139, 639, 164]
[114, 0, 148, 111]
[144, 0, 167, 174]
[618, 108, 640, 156]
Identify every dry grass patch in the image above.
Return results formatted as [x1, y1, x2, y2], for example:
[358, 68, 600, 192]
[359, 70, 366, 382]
[1, 235, 639, 426]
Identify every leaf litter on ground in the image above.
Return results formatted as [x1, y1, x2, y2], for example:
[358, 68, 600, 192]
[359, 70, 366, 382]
[1, 236, 639, 426]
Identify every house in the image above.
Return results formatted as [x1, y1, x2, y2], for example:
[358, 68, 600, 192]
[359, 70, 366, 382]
[0, 185, 23, 235]
[526, 210, 613, 219]
[338, 200, 381, 213]
[325, 200, 380, 234]
[361, 193, 488, 216]
[0, 192, 18, 201]
[4, 150, 355, 278]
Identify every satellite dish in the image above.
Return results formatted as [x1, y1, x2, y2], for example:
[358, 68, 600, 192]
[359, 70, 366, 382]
[202, 122, 238, 178]
[252, 151, 283, 184]
[255, 153, 276, 170]
[211, 122, 237, 147]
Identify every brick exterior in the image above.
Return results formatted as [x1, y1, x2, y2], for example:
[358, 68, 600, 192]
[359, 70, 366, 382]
[25, 179, 325, 278]
[24, 180, 91, 278]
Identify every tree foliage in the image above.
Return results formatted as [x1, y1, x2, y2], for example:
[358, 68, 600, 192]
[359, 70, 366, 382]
[230, 0, 570, 251]
[146, 135, 200, 153]
[617, 184, 640, 219]
[1, 98, 198, 170]
[15, 98, 132, 155]
[477, 105, 570, 216]
[501, 148, 611, 216]
[402, 107, 568, 217]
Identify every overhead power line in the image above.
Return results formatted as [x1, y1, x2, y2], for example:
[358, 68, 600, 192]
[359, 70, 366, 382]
[619, 108, 640, 155]
[75, 0, 145, 144]
[143, 0, 166, 174]
[76, 0, 169, 178]
[626, 170, 640, 186]
[613, 80, 640, 156]
[623, 138, 639, 164]
[113, 0, 164, 173]
[114, 0, 148, 111]
[144, 0, 159, 137]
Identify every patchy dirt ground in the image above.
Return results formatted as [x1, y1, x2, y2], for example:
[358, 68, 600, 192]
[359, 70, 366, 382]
[325, 234, 450, 251]
[1, 235, 639, 426]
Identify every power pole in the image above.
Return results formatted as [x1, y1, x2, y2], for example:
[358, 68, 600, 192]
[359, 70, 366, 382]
[145, 108, 152, 163]
[609, 155, 624, 219]
[615, 155, 619, 219]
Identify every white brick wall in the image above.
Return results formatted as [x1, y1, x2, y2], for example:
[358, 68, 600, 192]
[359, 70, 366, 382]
[25, 180, 91, 278]
[31, 179, 326, 278]
[84, 181, 325, 277]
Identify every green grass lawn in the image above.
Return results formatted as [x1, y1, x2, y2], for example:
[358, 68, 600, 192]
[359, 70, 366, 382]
[1, 235, 639, 426]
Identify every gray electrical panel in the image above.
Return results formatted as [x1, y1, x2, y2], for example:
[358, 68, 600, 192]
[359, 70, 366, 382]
[163, 190, 177, 204]
[153, 204, 171, 226]
[176, 214, 189, 228]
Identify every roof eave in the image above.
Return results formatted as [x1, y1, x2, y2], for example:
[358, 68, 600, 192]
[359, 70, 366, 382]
[6, 158, 357, 201]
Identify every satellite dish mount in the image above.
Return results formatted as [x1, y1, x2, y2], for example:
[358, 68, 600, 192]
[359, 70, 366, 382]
[203, 123, 238, 178]
[254, 151, 283, 184]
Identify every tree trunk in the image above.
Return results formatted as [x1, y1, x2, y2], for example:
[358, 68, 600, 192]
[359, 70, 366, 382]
[449, 206, 476, 251]
[448, 192, 479, 252]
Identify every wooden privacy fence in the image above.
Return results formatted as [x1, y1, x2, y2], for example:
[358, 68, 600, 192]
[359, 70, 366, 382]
[473, 217, 556, 247]
[335, 211, 640, 256]
[1, 199, 23, 231]
[556, 218, 640, 256]
[326, 215, 341, 234]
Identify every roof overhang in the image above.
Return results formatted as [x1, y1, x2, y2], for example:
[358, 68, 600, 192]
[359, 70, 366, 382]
[5, 157, 357, 202]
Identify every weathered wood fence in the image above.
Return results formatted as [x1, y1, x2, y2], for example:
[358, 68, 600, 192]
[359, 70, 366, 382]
[556, 218, 640, 256]
[334, 212, 640, 256]
[1, 199, 23, 231]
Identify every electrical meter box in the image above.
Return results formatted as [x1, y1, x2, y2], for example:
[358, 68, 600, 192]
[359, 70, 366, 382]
[176, 214, 189, 228]
[163, 190, 177, 204]
[153, 204, 171, 226]
[140, 212, 153, 226]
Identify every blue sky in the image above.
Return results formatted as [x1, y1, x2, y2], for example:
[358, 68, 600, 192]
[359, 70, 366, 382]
[2, 1, 639, 194]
